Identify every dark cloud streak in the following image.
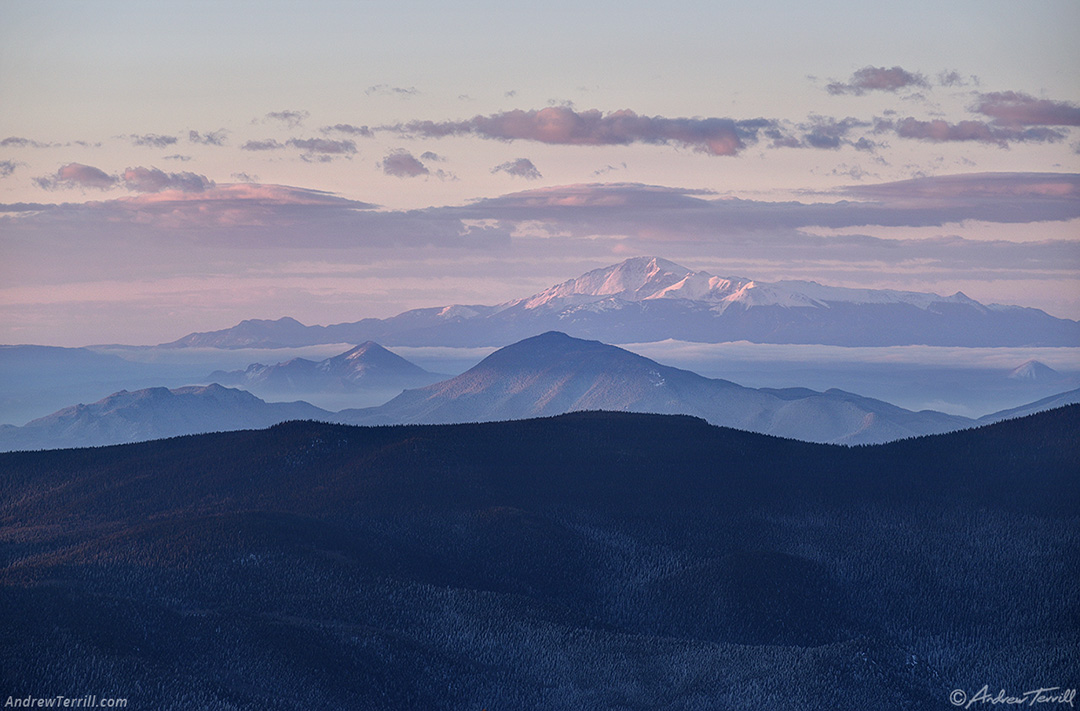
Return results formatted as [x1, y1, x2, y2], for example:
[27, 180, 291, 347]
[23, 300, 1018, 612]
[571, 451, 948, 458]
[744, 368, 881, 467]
[365, 85, 419, 97]
[265, 110, 309, 127]
[492, 158, 542, 179]
[241, 139, 285, 151]
[188, 129, 228, 146]
[1, 136, 53, 148]
[286, 138, 357, 155]
[128, 134, 179, 148]
[122, 166, 214, 193]
[320, 124, 373, 137]
[381, 150, 429, 177]
[387, 106, 771, 156]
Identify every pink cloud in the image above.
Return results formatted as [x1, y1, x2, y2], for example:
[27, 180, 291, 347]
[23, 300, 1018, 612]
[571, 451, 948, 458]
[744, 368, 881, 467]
[35, 163, 118, 190]
[974, 91, 1080, 127]
[35, 163, 216, 193]
[827, 66, 929, 95]
[891, 117, 1064, 146]
[95, 184, 377, 230]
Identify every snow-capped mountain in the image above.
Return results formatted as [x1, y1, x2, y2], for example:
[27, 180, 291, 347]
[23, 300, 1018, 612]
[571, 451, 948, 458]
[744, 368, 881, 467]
[159, 257, 1080, 348]
[336, 331, 975, 444]
[1006, 359, 1061, 382]
[208, 341, 445, 395]
[513, 256, 978, 312]
[0, 384, 331, 452]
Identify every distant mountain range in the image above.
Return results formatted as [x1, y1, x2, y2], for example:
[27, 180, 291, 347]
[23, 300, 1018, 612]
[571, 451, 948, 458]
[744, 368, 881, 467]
[0, 384, 329, 451]
[337, 331, 1025, 444]
[208, 341, 446, 396]
[160, 257, 1080, 348]
[3, 408, 1077, 708]
[7, 332, 1078, 451]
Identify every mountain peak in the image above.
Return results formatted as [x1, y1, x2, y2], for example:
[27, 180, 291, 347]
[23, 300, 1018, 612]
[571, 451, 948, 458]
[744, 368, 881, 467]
[522, 256, 695, 308]
[1008, 360, 1060, 381]
[160, 257, 1080, 350]
[332, 341, 429, 375]
[342, 341, 386, 359]
[342, 331, 979, 444]
[614, 255, 690, 273]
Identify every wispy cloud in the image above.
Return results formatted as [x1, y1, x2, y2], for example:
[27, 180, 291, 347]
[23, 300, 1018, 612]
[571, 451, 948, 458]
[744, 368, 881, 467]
[365, 84, 419, 97]
[937, 70, 977, 87]
[387, 106, 771, 156]
[320, 123, 373, 137]
[188, 129, 228, 146]
[0, 160, 20, 177]
[287, 137, 357, 162]
[0, 136, 53, 149]
[492, 158, 542, 179]
[827, 66, 929, 95]
[380, 149, 428, 177]
[791, 116, 870, 150]
[241, 139, 285, 151]
[593, 162, 627, 176]
[264, 110, 309, 127]
[128, 133, 179, 148]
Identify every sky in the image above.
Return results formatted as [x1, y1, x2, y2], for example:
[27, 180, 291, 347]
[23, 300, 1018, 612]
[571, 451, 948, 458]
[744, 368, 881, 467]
[1, 0, 1078, 346]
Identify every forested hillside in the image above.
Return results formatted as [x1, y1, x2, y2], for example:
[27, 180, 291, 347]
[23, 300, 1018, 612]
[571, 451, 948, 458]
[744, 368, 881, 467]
[2, 407, 1077, 709]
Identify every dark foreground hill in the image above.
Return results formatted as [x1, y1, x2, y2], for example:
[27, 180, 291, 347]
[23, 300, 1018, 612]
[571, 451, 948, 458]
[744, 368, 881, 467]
[1, 408, 1078, 709]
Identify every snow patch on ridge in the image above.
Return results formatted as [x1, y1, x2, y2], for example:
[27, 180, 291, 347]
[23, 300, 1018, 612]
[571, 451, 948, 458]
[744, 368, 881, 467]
[515, 257, 988, 312]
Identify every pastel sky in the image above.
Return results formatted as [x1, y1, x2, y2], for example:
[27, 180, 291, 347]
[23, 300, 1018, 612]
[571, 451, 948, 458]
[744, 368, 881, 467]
[1, 0, 1078, 346]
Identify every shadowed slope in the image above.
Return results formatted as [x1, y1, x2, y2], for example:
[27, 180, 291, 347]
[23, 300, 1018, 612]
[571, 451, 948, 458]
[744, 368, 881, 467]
[1, 408, 1077, 709]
